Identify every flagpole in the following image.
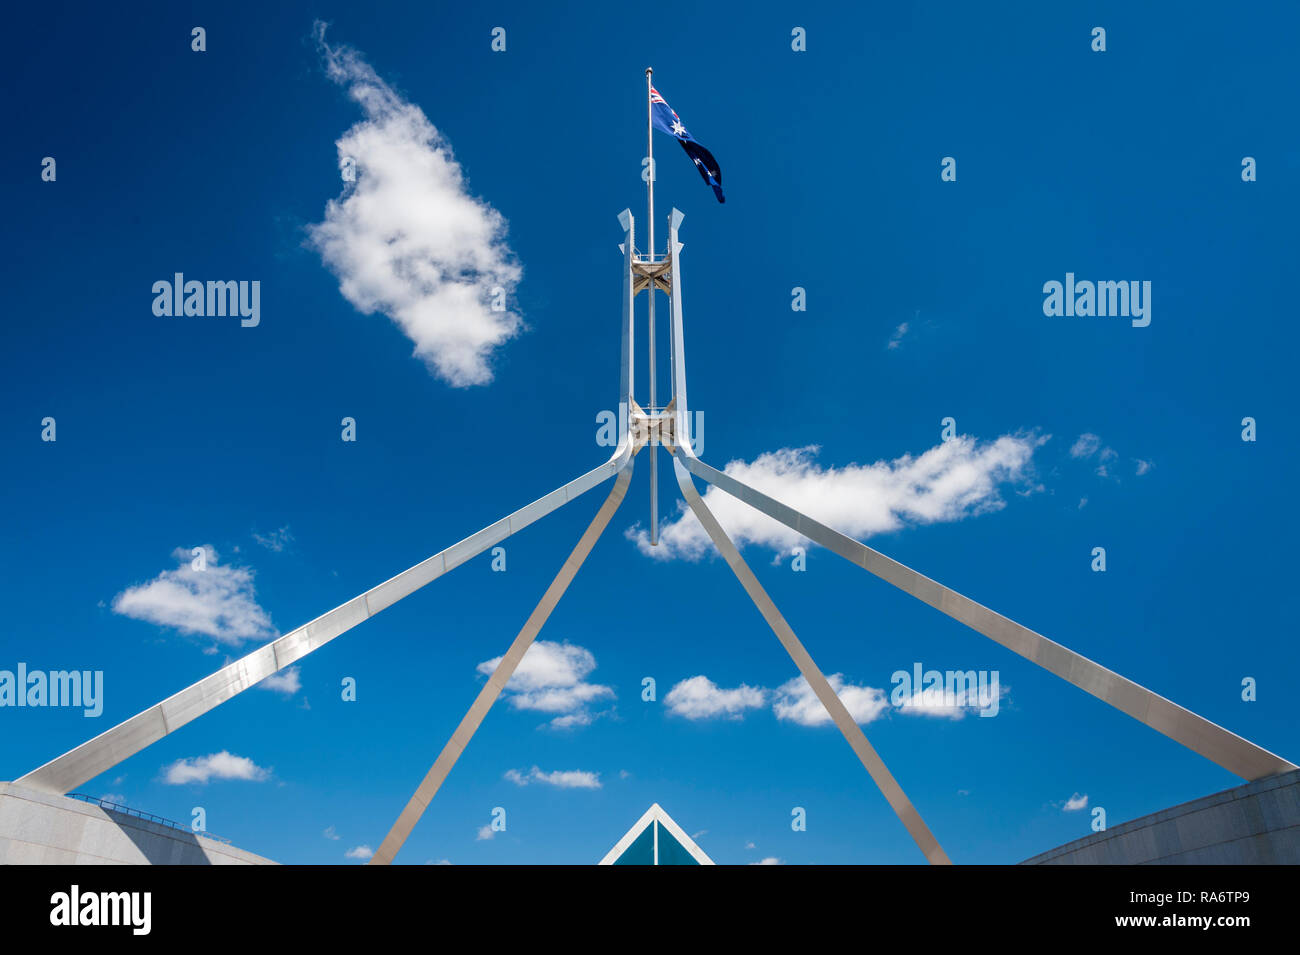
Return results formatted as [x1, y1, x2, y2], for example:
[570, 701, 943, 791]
[645, 66, 658, 545]
[646, 67, 655, 263]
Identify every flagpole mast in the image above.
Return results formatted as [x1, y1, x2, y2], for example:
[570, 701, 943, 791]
[646, 67, 655, 264]
[646, 66, 658, 545]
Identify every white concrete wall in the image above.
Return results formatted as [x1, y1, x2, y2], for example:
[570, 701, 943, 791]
[0, 781, 275, 865]
[1023, 768, 1300, 865]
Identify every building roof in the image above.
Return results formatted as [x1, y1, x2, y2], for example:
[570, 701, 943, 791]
[599, 803, 714, 865]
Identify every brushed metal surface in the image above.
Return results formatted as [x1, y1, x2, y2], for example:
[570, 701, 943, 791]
[673, 456, 952, 865]
[680, 454, 1296, 782]
[17, 444, 633, 796]
[369, 455, 636, 864]
[20, 209, 645, 799]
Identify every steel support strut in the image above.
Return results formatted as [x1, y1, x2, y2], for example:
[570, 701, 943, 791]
[672, 456, 952, 864]
[19, 208, 648, 799]
[369, 455, 636, 864]
[18, 441, 635, 796]
[678, 454, 1296, 782]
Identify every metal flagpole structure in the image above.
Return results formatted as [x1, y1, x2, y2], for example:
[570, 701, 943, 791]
[15, 71, 1295, 865]
[15, 446, 633, 797]
[646, 66, 658, 546]
[657, 207, 951, 862]
[653, 199, 1293, 788]
[15, 198, 643, 800]
[369, 454, 638, 865]
[671, 454, 952, 864]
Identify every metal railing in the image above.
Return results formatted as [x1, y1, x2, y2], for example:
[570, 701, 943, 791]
[67, 793, 232, 844]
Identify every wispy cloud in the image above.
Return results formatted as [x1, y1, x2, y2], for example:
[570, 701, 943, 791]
[1070, 433, 1142, 479]
[1063, 792, 1089, 812]
[750, 857, 783, 865]
[323, 826, 340, 841]
[886, 321, 910, 350]
[162, 751, 270, 785]
[344, 845, 374, 860]
[1096, 447, 1118, 477]
[253, 526, 294, 552]
[112, 546, 276, 648]
[503, 766, 601, 790]
[308, 23, 522, 387]
[632, 434, 1045, 560]
[664, 676, 767, 720]
[547, 711, 594, 729]
[476, 825, 496, 841]
[1070, 433, 1101, 459]
[476, 640, 613, 728]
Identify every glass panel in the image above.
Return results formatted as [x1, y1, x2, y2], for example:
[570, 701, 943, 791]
[612, 820, 655, 865]
[655, 822, 701, 865]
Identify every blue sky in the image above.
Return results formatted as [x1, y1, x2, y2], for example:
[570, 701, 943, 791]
[3, 0, 1298, 864]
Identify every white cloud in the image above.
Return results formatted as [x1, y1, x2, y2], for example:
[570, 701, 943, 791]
[308, 24, 522, 387]
[323, 826, 340, 841]
[1063, 792, 1089, 812]
[111, 546, 276, 648]
[503, 766, 601, 790]
[253, 526, 293, 552]
[99, 793, 127, 806]
[745, 841, 756, 850]
[664, 675, 767, 720]
[476, 640, 613, 728]
[772, 674, 890, 727]
[476, 825, 495, 841]
[633, 435, 1044, 560]
[1134, 458, 1153, 476]
[259, 666, 301, 695]
[751, 857, 783, 865]
[887, 321, 909, 350]
[162, 751, 270, 785]
[345, 845, 374, 860]
[659, 672, 892, 727]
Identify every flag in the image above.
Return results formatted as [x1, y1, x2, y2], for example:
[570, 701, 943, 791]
[650, 86, 725, 204]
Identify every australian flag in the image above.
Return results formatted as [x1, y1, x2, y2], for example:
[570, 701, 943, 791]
[650, 86, 725, 203]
